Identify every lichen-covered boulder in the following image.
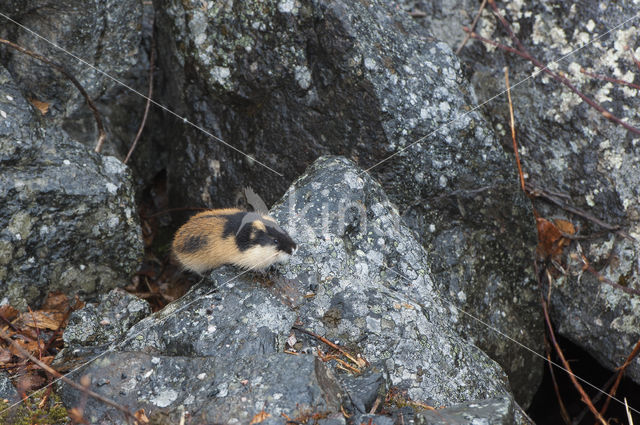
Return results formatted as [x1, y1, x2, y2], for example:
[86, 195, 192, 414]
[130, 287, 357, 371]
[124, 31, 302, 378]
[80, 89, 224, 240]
[152, 0, 541, 405]
[0, 67, 142, 309]
[0, 0, 141, 120]
[57, 156, 526, 424]
[415, 0, 640, 386]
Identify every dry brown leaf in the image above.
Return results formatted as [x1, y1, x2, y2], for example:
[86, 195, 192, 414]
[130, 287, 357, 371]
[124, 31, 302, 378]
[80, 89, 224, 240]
[0, 348, 12, 363]
[8, 339, 31, 358]
[21, 340, 47, 354]
[17, 311, 64, 331]
[554, 218, 576, 236]
[28, 98, 50, 115]
[40, 292, 71, 311]
[68, 407, 89, 424]
[250, 409, 271, 424]
[15, 372, 45, 394]
[0, 304, 19, 321]
[134, 408, 150, 424]
[536, 217, 575, 260]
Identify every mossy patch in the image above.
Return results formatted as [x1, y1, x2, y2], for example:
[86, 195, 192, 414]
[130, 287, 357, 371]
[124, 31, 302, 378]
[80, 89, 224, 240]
[0, 390, 69, 425]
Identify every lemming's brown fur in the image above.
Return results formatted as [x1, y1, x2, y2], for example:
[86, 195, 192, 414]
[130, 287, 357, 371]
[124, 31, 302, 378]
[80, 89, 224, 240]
[172, 208, 295, 273]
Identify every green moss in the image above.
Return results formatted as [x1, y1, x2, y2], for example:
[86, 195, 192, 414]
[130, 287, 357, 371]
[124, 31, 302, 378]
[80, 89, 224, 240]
[0, 389, 70, 425]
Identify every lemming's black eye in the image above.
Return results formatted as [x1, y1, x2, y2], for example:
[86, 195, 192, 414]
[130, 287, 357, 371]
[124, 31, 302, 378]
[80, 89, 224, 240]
[273, 238, 279, 245]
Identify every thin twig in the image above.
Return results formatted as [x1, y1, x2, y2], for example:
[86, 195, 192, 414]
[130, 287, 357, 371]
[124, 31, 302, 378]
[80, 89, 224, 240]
[580, 67, 640, 90]
[577, 253, 640, 297]
[524, 182, 634, 242]
[545, 339, 571, 425]
[0, 328, 143, 424]
[571, 372, 619, 425]
[124, 18, 155, 164]
[292, 325, 367, 367]
[536, 263, 608, 425]
[599, 337, 640, 418]
[627, 46, 640, 72]
[0, 38, 107, 151]
[455, 0, 488, 55]
[485, 0, 640, 136]
[462, 19, 640, 137]
[504, 67, 525, 192]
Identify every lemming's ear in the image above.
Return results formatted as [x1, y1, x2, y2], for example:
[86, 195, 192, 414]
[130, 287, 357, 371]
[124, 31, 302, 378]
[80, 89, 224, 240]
[244, 186, 269, 214]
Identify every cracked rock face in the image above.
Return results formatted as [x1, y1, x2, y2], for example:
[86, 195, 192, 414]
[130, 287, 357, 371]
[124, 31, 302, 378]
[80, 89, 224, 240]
[0, 0, 141, 119]
[276, 156, 515, 405]
[153, 0, 541, 406]
[0, 67, 143, 309]
[58, 156, 523, 424]
[411, 0, 640, 385]
[0, 0, 163, 170]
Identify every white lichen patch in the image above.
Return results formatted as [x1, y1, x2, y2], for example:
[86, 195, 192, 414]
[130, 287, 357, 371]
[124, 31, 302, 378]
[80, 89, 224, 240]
[594, 82, 613, 104]
[211, 66, 231, 86]
[0, 110, 6, 119]
[208, 159, 221, 179]
[107, 215, 120, 228]
[532, 14, 568, 50]
[103, 155, 127, 175]
[567, 62, 589, 85]
[8, 211, 33, 241]
[277, 0, 297, 14]
[105, 182, 118, 195]
[294, 65, 312, 90]
[505, 0, 525, 18]
[478, 11, 497, 52]
[188, 12, 208, 45]
[150, 389, 178, 408]
[364, 57, 378, 71]
[554, 90, 581, 116]
[344, 171, 364, 189]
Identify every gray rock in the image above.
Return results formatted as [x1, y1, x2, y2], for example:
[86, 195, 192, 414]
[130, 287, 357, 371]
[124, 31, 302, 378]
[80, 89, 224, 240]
[0, 371, 19, 404]
[0, 66, 143, 309]
[338, 369, 384, 414]
[0, 1, 141, 123]
[414, 396, 515, 425]
[58, 156, 520, 424]
[276, 157, 513, 405]
[153, 0, 542, 406]
[58, 274, 342, 424]
[60, 351, 344, 425]
[0, 1, 167, 179]
[353, 414, 395, 425]
[423, 0, 640, 386]
[63, 288, 151, 347]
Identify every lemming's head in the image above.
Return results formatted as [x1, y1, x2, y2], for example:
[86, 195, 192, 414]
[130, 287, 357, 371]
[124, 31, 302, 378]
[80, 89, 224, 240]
[235, 213, 297, 269]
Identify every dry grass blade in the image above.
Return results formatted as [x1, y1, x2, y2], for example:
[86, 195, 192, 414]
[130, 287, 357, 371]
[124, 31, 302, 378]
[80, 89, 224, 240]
[456, 0, 488, 54]
[504, 67, 526, 193]
[599, 337, 640, 418]
[124, 17, 155, 164]
[626, 398, 635, 425]
[536, 263, 608, 425]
